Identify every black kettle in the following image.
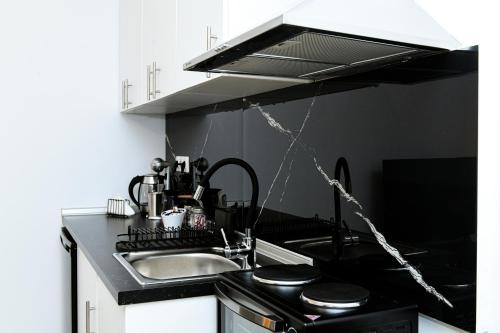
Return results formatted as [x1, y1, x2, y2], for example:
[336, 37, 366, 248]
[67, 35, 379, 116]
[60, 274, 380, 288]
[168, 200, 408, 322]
[128, 174, 165, 215]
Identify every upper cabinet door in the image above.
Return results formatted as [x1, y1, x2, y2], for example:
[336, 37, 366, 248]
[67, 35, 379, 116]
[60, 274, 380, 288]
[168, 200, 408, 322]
[142, 0, 177, 100]
[119, 0, 143, 110]
[175, 0, 223, 91]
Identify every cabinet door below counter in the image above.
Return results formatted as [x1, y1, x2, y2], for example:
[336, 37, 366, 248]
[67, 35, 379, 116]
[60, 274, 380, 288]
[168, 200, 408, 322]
[77, 249, 97, 333]
[77, 248, 217, 333]
[124, 295, 218, 333]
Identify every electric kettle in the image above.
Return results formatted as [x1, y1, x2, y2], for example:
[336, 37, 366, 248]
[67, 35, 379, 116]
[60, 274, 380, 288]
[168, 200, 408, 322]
[128, 158, 169, 215]
[128, 174, 165, 215]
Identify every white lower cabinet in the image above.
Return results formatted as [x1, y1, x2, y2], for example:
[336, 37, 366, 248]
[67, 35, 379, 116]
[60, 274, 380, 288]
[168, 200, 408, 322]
[77, 249, 217, 333]
[124, 296, 217, 333]
[96, 277, 125, 333]
[77, 249, 98, 333]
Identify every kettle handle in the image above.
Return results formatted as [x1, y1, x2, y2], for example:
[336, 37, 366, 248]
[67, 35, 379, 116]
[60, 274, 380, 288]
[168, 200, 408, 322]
[128, 175, 143, 207]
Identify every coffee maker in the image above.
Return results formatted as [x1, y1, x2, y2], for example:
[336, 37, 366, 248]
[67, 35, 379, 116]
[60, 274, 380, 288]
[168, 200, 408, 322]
[128, 158, 169, 217]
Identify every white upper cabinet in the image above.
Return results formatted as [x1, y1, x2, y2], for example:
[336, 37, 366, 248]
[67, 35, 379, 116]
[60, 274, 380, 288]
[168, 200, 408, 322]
[142, 0, 177, 100]
[175, 0, 223, 91]
[119, 0, 305, 114]
[119, 0, 143, 111]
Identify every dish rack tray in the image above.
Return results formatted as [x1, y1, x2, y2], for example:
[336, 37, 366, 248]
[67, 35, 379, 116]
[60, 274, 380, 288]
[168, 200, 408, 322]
[116, 222, 222, 252]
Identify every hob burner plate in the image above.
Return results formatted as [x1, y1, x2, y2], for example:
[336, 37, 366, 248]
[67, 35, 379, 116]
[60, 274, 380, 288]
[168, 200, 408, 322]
[301, 283, 370, 309]
[253, 264, 321, 286]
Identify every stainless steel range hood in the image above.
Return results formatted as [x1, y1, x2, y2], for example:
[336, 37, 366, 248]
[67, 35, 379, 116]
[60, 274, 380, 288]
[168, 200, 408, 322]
[184, 0, 461, 81]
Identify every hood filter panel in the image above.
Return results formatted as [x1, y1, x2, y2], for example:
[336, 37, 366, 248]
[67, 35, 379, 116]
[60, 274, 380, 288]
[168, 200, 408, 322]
[217, 55, 345, 78]
[209, 31, 423, 80]
[257, 32, 417, 65]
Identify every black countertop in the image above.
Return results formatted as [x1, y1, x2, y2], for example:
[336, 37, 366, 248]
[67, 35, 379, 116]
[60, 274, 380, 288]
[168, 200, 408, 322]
[63, 213, 219, 305]
[63, 211, 474, 331]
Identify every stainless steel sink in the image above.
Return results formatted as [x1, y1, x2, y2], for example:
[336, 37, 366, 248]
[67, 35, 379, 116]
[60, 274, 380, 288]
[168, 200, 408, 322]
[114, 247, 244, 286]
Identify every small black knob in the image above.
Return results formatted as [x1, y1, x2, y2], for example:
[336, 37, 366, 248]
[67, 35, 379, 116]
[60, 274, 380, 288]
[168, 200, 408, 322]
[192, 158, 209, 173]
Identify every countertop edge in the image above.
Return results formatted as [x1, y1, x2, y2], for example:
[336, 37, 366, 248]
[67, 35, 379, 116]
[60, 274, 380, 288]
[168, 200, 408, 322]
[62, 214, 219, 306]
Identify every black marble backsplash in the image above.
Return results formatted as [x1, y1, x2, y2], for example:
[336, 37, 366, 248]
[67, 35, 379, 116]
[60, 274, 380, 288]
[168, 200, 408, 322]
[165, 72, 477, 235]
[165, 58, 478, 329]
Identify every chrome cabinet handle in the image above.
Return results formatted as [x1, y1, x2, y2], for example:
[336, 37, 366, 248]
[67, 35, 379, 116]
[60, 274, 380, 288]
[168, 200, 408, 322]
[206, 26, 218, 78]
[85, 301, 95, 333]
[123, 79, 132, 109]
[152, 61, 160, 98]
[147, 65, 152, 101]
[206, 26, 217, 51]
[121, 81, 125, 109]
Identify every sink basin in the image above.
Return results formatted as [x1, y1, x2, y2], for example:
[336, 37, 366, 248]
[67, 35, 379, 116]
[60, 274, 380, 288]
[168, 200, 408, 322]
[114, 248, 244, 285]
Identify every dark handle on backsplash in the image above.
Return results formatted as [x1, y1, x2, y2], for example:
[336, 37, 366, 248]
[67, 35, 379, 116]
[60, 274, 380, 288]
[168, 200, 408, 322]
[128, 175, 142, 207]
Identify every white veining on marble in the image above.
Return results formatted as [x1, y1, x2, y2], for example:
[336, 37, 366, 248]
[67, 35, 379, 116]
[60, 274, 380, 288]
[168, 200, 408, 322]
[313, 157, 363, 210]
[165, 133, 176, 159]
[248, 90, 321, 226]
[256, 98, 453, 308]
[259, 107, 294, 138]
[254, 101, 320, 163]
[199, 119, 214, 159]
[355, 211, 453, 308]
[280, 148, 297, 203]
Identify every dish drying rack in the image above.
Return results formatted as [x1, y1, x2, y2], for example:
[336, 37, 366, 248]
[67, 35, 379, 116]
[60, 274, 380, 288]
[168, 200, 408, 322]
[116, 222, 223, 252]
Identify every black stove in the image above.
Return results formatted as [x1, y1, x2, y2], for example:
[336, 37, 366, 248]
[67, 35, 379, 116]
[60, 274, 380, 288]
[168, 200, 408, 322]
[300, 282, 370, 310]
[218, 268, 418, 333]
[253, 264, 322, 286]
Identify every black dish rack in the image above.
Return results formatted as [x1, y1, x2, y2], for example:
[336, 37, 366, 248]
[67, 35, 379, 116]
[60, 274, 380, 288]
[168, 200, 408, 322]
[116, 222, 223, 252]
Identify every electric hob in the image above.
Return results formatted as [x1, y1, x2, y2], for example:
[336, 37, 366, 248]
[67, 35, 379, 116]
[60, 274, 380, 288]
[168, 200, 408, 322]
[218, 266, 418, 333]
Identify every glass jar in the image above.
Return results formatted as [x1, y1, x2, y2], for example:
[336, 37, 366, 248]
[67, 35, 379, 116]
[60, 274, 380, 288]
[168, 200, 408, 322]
[187, 206, 207, 230]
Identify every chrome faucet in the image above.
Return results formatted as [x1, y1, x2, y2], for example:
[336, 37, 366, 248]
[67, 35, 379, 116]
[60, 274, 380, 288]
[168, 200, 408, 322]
[193, 158, 259, 268]
[220, 228, 254, 269]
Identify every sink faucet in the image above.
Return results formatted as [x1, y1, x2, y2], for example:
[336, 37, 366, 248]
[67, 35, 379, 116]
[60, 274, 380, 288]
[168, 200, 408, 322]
[333, 157, 354, 260]
[219, 227, 254, 268]
[193, 158, 259, 268]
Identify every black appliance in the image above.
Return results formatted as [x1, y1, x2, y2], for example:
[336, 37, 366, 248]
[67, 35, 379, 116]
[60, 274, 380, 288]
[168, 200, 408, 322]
[60, 227, 77, 333]
[383, 157, 477, 243]
[217, 269, 418, 333]
[382, 157, 477, 331]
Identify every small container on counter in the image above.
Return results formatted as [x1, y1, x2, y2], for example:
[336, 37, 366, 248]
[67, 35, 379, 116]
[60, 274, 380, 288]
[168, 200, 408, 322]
[161, 207, 186, 229]
[186, 206, 207, 230]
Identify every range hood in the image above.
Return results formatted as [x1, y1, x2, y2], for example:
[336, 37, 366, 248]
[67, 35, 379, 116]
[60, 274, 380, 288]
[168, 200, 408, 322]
[184, 0, 461, 81]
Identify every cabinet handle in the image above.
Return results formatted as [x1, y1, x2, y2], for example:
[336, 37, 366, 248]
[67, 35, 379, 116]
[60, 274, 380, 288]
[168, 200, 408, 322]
[146, 65, 151, 101]
[206, 26, 217, 51]
[121, 80, 126, 109]
[153, 61, 160, 98]
[85, 301, 95, 333]
[147, 65, 152, 101]
[206, 26, 218, 78]
[123, 79, 132, 109]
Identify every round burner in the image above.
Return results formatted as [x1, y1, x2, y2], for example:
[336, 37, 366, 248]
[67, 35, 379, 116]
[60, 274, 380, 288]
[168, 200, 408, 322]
[301, 283, 369, 309]
[253, 264, 321, 286]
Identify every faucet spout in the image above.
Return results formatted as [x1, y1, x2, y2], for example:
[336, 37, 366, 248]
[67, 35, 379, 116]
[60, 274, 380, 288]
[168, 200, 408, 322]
[333, 157, 352, 259]
[193, 157, 259, 267]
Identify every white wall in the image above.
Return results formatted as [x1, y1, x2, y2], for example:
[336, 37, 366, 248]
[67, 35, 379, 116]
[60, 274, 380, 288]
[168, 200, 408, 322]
[0, 0, 164, 332]
[417, 2, 499, 332]
[475, 5, 500, 333]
